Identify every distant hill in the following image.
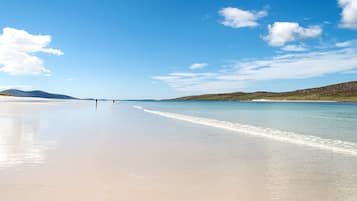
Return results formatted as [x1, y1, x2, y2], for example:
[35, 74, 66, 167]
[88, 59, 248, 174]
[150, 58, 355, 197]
[172, 81, 357, 102]
[0, 89, 77, 99]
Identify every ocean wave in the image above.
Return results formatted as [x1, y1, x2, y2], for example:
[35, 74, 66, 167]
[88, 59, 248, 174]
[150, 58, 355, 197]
[134, 105, 357, 157]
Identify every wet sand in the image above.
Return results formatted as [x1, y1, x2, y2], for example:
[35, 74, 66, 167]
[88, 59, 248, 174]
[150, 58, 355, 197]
[0, 100, 357, 201]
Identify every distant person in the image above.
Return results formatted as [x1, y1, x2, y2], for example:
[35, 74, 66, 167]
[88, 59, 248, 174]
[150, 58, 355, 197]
[113, 100, 115, 104]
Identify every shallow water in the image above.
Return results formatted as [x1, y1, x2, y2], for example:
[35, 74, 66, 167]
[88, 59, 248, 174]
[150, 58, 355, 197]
[0, 100, 357, 201]
[133, 101, 357, 143]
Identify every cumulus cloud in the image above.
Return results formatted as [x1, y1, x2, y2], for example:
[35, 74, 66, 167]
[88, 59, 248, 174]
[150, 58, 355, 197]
[219, 7, 267, 28]
[0, 27, 63, 75]
[189, 63, 208, 70]
[263, 22, 322, 46]
[154, 46, 357, 92]
[338, 0, 357, 29]
[281, 44, 308, 52]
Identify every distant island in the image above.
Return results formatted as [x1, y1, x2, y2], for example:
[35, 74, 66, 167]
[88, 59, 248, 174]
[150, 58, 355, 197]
[0, 89, 77, 99]
[171, 81, 357, 102]
[1, 81, 356, 102]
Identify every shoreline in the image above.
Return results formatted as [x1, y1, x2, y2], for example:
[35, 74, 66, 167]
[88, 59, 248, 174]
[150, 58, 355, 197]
[250, 99, 338, 103]
[133, 105, 357, 157]
[0, 96, 81, 103]
[1, 101, 357, 200]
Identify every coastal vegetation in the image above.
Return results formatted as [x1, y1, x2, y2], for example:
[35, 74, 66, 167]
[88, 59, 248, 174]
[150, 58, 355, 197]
[172, 81, 357, 102]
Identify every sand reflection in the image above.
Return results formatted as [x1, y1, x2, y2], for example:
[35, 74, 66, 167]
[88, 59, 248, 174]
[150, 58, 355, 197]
[0, 114, 49, 168]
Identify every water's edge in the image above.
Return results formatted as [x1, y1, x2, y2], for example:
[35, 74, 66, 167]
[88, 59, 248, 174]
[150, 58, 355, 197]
[133, 105, 357, 157]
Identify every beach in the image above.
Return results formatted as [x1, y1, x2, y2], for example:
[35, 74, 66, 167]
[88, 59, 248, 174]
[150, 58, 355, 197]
[1, 99, 357, 201]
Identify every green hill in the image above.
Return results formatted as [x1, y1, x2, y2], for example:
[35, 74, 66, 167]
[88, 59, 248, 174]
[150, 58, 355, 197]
[172, 81, 357, 102]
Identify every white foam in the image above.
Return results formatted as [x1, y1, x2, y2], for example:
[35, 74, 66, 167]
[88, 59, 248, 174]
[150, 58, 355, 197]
[134, 105, 357, 157]
[133, 105, 143, 110]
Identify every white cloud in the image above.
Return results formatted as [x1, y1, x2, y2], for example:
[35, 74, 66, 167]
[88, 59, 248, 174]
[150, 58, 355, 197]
[338, 0, 357, 29]
[153, 72, 244, 92]
[189, 63, 208, 70]
[281, 44, 308, 52]
[336, 40, 352, 47]
[263, 22, 322, 46]
[154, 46, 357, 92]
[0, 27, 63, 75]
[219, 48, 357, 81]
[219, 7, 267, 28]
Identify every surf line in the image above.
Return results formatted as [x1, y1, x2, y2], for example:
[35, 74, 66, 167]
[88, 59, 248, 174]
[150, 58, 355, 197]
[133, 105, 357, 157]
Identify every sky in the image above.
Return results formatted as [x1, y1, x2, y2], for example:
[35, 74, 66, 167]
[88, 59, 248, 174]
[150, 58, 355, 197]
[0, 0, 356, 99]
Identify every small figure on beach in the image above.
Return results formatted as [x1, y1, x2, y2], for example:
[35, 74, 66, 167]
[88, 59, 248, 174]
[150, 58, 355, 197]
[95, 99, 98, 109]
[113, 100, 115, 104]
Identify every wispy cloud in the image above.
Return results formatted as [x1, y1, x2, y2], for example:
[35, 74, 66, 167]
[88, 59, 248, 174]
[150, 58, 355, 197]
[219, 7, 267, 28]
[189, 62, 208, 70]
[154, 45, 357, 92]
[153, 72, 244, 92]
[338, 0, 357, 30]
[281, 44, 308, 52]
[263, 22, 322, 46]
[336, 40, 353, 47]
[0, 27, 63, 76]
[219, 48, 357, 80]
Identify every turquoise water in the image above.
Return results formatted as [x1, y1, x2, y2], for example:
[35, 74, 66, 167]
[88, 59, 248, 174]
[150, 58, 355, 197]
[128, 101, 357, 143]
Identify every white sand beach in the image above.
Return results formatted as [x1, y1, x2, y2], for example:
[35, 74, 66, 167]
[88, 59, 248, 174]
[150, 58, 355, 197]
[0, 96, 71, 103]
[0, 99, 357, 201]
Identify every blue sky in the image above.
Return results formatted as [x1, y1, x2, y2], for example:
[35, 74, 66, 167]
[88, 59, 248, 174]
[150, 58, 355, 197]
[0, 0, 356, 99]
